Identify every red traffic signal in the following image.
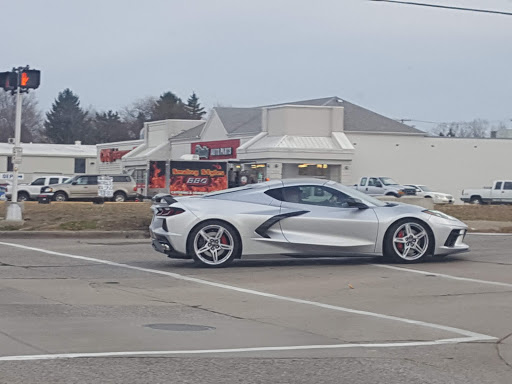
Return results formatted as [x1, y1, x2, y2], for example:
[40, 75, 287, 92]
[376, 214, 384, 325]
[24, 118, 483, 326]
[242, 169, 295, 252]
[20, 70, 40, 89]
[0, 71, 18, 91]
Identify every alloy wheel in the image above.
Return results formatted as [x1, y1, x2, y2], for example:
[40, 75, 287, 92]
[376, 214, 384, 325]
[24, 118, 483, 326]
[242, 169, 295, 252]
[392, 222, 429, 261]
[193, 224, 235, 266]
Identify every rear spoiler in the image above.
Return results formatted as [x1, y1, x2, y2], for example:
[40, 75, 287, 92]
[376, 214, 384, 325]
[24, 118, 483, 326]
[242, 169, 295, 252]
[151, 194, 177, 205]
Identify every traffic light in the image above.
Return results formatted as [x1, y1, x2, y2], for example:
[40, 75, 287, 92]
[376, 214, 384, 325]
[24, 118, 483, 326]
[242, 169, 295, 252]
[20, 70, 40, 89]
[0, 71, 18, 91]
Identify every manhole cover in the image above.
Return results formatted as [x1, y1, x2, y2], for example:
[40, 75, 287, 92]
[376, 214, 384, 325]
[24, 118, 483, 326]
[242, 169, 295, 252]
[144, 323, 215, 332]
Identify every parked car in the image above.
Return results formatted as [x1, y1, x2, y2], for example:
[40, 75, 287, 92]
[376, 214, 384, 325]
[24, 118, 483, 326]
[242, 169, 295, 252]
[150, 178, 468, 267]
[0, 185, 6, 201]
[41, 174, 137, 202]
[5, 175, 70, 201]
[461, 180, 512, 204]
[353, 176, 416, 197]
[404, 184, 454, 204]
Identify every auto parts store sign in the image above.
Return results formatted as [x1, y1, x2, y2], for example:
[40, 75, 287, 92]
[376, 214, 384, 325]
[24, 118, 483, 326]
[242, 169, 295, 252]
[191, 139, 240, 160]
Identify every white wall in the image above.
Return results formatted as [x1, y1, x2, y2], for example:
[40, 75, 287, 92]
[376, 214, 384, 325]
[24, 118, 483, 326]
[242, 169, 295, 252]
[346, 133, 512, 203]
[147, 120, 205, 147]
[200, 112, 228, 141]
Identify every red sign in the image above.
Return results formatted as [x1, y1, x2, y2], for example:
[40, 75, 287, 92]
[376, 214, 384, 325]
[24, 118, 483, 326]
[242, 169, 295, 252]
[191, 139, 240, 160]
[170, 161, 228, 195]
[100, 148, 134, 163]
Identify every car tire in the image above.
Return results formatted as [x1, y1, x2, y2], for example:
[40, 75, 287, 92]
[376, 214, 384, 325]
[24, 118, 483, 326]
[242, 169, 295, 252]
[113, 191, 127, 202]
[188, 220, 241, 268]
[383, 219, 434, 263]
[385, 192, 400, 198]
[54, 192, 68, 202]
[17, 192, 30, 201]
[469, 196, 483, 205]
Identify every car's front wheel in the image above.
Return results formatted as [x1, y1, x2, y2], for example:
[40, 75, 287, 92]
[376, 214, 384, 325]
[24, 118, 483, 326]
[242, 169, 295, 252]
[383, 219, 433, 263]
[188, 220, 241, 267]
[54, 192, 68, 202]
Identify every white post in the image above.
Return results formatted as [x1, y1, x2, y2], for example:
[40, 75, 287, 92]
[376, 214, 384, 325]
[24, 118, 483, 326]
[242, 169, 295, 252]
[5, 74, 23, 222]
[11, 85, 22, 203]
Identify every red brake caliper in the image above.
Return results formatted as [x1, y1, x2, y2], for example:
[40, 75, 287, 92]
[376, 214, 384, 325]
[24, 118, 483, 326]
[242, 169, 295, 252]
[396, 230, 404, 251]
[220, 235, 228, 245]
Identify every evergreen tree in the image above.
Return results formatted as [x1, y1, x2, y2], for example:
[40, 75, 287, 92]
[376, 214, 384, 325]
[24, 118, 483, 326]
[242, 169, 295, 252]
[185, 92, 206, 119]
[150, 92, 189, 121]
[43, 89, 91, 144]
[92, 110, 130, 143]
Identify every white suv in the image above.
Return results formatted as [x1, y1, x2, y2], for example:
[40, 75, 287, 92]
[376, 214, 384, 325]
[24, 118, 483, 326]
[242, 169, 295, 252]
[6, 175, 70, 201]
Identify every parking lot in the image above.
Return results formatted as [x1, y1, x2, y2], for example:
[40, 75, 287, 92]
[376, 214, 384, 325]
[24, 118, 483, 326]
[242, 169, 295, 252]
[0, 234, 511, 383]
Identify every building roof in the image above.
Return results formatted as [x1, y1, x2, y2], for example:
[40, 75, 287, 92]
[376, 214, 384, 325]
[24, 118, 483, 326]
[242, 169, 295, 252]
[0, 142, 96, 157]
[212, 96, 424, 136]
[171, 123, 205, 141]
[215, 107, 262, 136]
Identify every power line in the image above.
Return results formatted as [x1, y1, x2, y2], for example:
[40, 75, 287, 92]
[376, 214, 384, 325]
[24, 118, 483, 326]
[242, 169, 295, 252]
[369, 0, 512, 16]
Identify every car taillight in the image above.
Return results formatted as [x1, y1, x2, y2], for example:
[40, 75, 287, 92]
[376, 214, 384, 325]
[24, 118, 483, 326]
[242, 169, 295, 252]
[133, 186, 137, 191]
[156, 207, 185, 217]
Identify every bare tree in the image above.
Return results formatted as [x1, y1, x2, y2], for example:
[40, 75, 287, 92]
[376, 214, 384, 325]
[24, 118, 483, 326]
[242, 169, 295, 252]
[119, 96, 156, 139]
[0, 92, 44, 142]
[432, 119, 490, 138]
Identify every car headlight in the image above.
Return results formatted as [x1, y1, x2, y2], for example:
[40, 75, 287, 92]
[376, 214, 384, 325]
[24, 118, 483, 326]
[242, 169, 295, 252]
[422, 209, 457, 221]
[43, 187, 53, 193]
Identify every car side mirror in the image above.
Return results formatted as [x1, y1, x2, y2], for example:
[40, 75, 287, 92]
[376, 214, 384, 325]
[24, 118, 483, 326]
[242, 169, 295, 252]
[71, 181, 77, 185]
[345, 197, 369, 209]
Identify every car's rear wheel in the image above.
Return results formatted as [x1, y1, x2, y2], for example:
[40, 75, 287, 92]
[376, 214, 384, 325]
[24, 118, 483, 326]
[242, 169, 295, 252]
[113, 191, 127, 202]
[54, 191, 68, 202]
[469, 196, 483, 204]
[17, 192, 30, 201]
[383, 219, 433, 263]
[188, 220, 241, 267]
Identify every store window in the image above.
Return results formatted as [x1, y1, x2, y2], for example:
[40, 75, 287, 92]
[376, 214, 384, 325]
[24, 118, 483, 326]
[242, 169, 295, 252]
[297, 164, 328, 177]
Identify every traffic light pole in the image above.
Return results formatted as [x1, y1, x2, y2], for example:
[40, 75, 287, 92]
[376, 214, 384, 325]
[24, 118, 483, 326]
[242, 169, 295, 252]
[5, 71, 24, 222]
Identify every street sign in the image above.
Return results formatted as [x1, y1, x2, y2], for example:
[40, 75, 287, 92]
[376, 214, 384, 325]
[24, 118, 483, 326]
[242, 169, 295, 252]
[0, 173, 24, 180]
[98, 176, 114, 197]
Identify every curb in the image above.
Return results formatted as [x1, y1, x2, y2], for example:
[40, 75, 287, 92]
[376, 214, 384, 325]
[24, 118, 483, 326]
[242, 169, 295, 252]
[0, 230, 150, 239]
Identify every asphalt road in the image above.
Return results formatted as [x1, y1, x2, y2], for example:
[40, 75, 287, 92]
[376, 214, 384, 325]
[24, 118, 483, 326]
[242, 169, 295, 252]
[0, 234, 511, 384]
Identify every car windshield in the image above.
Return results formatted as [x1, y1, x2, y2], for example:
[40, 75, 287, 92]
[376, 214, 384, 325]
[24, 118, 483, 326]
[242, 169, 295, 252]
[419, 185, 432, 192]
[380, 177, 399, 186]
[63, 176, 78, 184]
[325, 181, 387, 207]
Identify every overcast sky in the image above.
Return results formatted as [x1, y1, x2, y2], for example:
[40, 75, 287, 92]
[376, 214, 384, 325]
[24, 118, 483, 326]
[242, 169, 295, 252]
[2, 0, 511, 131]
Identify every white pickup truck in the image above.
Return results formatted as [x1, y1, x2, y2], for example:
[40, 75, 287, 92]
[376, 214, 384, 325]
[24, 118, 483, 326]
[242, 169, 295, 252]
[6, 175, 70, 201]
[353, 176, 416, 197]
[461, 180, 512, 204]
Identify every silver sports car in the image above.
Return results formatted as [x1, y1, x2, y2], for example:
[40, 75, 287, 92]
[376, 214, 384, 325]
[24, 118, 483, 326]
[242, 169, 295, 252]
[150, 178, 468, 267]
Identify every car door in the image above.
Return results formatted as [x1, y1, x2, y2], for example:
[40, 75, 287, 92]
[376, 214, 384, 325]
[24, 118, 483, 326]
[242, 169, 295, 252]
[366, 178, 384, 195]
[500, 181, 512, 203]
[278, 185, 379, 254]
[70, 176, 91, 198]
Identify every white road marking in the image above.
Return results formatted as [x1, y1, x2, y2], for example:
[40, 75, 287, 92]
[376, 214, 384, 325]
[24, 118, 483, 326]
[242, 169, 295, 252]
[372, 264, 512, 288]
[0, 241, 496, 360]
[0, 337, 485, 361]
[468, 233, 512, 236]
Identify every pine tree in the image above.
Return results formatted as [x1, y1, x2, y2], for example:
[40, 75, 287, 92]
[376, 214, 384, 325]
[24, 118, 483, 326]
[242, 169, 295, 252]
[150, 92, 189, 121]
[185, 92, 206, 119]
[92, 110, 129, 143]
[43, 89, 90, 144]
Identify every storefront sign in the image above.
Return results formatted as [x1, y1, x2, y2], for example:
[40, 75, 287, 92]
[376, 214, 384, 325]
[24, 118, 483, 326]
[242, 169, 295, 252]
[190, 139, 240, 160]
[100, 148, 133, 163]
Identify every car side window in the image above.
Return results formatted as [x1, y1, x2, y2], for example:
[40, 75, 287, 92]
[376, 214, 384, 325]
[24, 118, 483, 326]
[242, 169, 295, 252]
[360, 177, 367, 186]
[113, 176, 130, 182]
[49, 178, 59, 185]
[495, 182, 503, 190]
[87, 176, 98, 185]
[265, 188, 284, 201]
[76, 177, 88, 185]
[368, 178, 377, 187]
[31, 178, 45, 186]
[503, 182, 512, 190]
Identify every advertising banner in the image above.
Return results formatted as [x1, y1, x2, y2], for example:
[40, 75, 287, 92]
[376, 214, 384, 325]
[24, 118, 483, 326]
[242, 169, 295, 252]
[170, 161, 228, 195]
[149, 161, 166, 189]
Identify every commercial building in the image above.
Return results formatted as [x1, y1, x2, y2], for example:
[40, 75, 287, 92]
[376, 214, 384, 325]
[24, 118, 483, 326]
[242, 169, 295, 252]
[0, 141, 97, 183]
